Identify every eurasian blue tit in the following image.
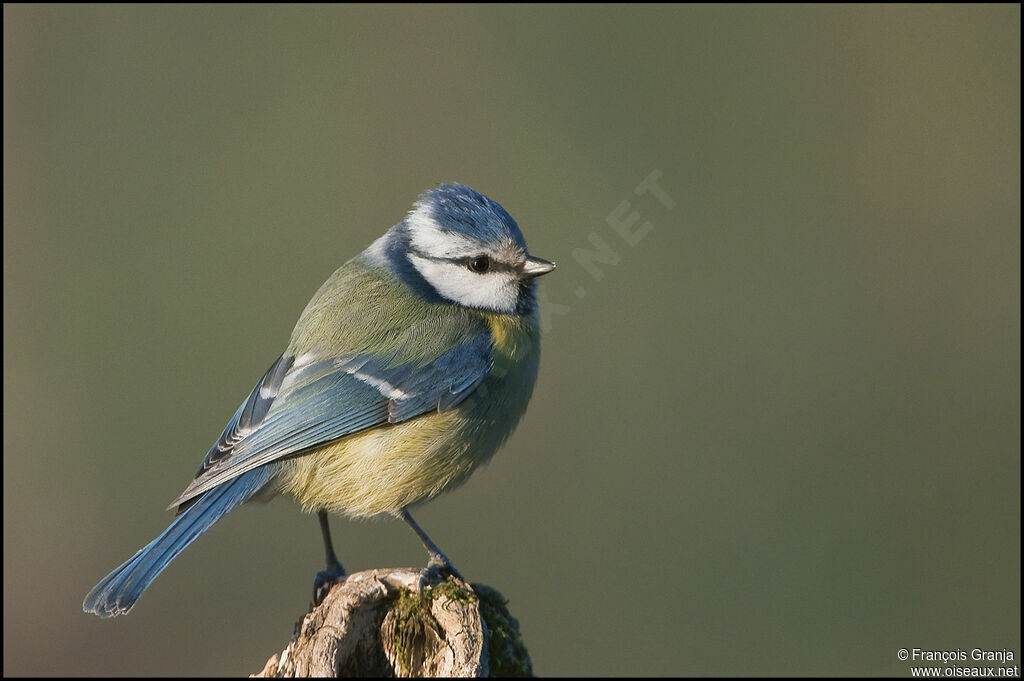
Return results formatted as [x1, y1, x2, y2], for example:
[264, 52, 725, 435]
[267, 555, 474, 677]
[84, 183, 555, 617]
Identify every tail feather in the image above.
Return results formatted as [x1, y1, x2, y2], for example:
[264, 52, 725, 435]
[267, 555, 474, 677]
[83, 467, 274, 617]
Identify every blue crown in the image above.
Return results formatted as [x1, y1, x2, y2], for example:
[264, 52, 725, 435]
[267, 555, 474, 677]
[416, 184, 526, 249]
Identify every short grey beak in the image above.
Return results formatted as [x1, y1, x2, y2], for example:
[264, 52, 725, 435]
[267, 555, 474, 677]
[521, 256, 556, 278]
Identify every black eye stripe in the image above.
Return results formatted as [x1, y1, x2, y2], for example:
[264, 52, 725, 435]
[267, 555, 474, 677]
[461, 256, 517, 274]
[408, 248, 518, 274]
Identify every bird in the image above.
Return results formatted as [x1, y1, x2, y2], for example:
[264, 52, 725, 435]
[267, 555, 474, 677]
[83, 183, 555, 617]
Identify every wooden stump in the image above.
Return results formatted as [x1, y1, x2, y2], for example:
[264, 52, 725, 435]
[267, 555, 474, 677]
[252, 568, 532, 677]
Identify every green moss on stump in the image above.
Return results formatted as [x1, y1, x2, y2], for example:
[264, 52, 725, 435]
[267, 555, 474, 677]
[473, 583, 533, 678]
[383, 577, 532, 677]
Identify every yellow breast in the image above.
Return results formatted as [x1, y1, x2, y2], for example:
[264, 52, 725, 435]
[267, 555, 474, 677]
[277, 310, 541, 518]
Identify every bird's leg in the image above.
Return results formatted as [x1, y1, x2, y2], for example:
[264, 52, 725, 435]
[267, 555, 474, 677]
[401, 508, 464, 590]
[312, 510, 346, 605]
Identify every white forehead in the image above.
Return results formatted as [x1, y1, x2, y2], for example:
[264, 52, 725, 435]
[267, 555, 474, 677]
[406, 204, 478, 258]
[407, 203, 522, 261]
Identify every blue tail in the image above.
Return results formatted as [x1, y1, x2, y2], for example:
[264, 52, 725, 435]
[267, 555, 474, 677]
[83, 467, 274, 617]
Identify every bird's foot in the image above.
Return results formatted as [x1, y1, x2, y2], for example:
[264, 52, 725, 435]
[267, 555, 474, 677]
[416, 551, 464, 594]
[312, 561, 347, 606]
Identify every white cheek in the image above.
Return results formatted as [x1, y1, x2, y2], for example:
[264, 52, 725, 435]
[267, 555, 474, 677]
[409, 255, 518, 313]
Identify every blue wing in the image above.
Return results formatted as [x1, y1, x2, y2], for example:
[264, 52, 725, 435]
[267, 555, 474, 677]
[168, 333, 493, 510]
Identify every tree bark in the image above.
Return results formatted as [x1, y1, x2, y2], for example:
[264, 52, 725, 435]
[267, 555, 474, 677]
[252, 568, 532, 678]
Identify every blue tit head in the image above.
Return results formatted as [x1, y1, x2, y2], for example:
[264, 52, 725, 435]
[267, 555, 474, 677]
[367, 183, 555, 315]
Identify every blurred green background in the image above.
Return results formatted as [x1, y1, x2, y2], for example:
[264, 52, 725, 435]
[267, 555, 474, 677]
[4, 4, 1019, 676]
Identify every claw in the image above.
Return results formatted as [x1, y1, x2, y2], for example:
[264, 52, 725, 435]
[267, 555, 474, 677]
[414, 554, 464, 594]
[427, 552, 463, 580]
[313, 563, 346, 606]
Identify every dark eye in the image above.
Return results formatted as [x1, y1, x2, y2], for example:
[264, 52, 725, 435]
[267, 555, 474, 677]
[467, 256, 491, 274]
